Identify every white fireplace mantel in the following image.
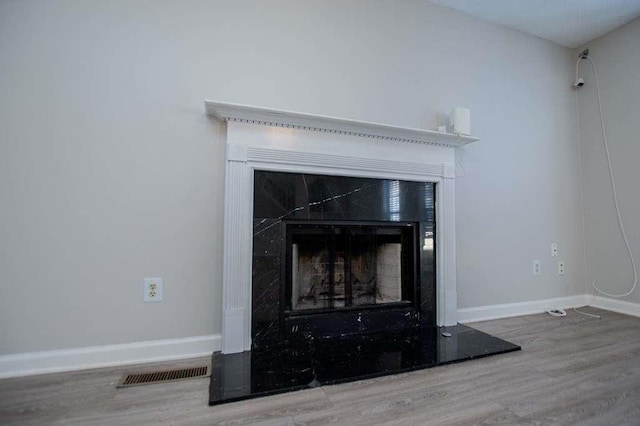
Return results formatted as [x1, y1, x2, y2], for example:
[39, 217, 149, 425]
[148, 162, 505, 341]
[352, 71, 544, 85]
[205, 100, 479, 354]
[205, 101, 479, 147]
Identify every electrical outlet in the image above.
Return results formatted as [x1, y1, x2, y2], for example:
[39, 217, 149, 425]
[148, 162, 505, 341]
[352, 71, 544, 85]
[533, 260, 541, 276]
[551, 243, 558, 257]
[558, 261, 565, 275]
[144, 277, 163, 302]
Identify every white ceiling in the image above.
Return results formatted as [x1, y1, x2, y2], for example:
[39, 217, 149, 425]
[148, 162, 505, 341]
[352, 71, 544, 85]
[427, 0, 640, 48]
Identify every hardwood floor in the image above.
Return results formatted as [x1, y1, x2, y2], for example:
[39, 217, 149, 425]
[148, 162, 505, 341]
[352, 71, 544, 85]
[2, 307, 640, 425]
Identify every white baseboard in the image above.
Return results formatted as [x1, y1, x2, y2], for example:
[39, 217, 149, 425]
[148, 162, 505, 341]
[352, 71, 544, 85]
[3, 295, 639, 380]
[457, 295, 589, 323]
[586, 294, 640, 318]
[0, 334, 221, 379]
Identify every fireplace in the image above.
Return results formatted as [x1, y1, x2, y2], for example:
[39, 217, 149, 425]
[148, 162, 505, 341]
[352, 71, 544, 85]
[252, 171, 435, 348]
[206, 102, 522, 407]
[205, 100, 477, 354]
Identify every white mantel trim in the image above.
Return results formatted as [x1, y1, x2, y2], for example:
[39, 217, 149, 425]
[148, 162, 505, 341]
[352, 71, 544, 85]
[206, 100, 479, 147]
[207, 100, 480, 354]
[245, 146, 446, 178]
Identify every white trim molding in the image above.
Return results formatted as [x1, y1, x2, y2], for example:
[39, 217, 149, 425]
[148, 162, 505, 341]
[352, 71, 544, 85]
[457, 295, 590, 323]
[586, 295, 640, 318]
[205, 100, 479, 147]
[206, 100, 480, 354]
[4, 294, 639, 378]
[458, 294, 640, 324]
[246, 147, 446, 177]
[439, 176, 457, 326]
[0, 334, 221, 379]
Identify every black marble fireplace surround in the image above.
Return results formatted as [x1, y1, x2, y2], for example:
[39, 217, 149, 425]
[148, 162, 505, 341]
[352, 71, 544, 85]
[252, 171, 437, 348]
[209, 171, 520, 405]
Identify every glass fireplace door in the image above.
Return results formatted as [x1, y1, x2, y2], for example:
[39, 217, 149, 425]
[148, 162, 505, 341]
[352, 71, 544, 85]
[286, 222, 416, 315]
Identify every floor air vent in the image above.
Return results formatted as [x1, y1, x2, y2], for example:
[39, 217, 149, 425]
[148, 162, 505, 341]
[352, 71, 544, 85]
[117, 365, 211, 388]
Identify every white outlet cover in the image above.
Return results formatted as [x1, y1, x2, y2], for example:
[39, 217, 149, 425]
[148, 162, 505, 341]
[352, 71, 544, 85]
[557, 261, 565, 275]
[551, 244, 558, 257]
[144, 277, 163, 302]
[533, 260, 541, 276]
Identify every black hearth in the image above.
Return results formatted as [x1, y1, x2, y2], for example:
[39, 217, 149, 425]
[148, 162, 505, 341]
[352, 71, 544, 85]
[209, 324, 520, 405]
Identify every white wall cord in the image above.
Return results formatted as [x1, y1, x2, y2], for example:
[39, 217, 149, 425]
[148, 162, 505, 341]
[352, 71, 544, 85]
[573, 307, 601, 319]
[580, 55, 638, 298]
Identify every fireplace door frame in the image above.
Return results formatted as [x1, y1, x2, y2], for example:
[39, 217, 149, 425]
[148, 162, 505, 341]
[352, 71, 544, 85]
[282, 220, 420, 319]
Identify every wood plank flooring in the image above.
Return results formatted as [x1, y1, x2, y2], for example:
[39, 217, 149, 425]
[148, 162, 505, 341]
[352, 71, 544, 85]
[2, 307, 640, 425]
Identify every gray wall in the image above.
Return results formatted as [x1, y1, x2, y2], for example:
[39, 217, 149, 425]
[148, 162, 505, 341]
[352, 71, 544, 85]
[577, 18, 640, 303]
[0, 0, 585, 355]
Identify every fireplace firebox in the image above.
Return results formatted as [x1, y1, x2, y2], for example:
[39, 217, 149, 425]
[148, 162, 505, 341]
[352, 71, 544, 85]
[286, 222, 417, 314]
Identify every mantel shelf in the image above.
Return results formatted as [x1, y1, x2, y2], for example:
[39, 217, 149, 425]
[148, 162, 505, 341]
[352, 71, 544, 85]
[205, 100, 479, 148]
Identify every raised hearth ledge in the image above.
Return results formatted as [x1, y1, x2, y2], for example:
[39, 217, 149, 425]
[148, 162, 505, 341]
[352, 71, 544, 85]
[205, 100, 480, 354]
